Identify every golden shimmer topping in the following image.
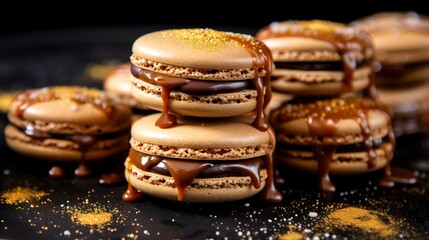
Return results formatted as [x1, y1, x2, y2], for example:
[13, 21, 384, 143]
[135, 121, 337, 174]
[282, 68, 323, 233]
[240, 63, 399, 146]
[295, 20, 345, 32]
[72, 212, 113, 226]
[161, 28, 260, 51]
[1, 187, 48, 205]
[14, 86, 114, 118]
[276, 97, 389, 121]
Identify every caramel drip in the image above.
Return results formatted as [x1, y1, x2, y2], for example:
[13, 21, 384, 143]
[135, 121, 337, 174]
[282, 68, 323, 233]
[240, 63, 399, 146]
[257, 23, 375, 97]
[260, 127, 283, 203]
[138, 70, 190, 128]
[313, 145, 336, 192]
[163, 160, 213, 201]
[128, 147, 163, 171]
[14, 86, 115, 119]
[225, 35, 272, 131]
[128, 149, 266, 202]
[122, 183, 144, 202]
[277, 98, 390, 192]
[48, 166, 65, 179]
[377, 130, 417, 187]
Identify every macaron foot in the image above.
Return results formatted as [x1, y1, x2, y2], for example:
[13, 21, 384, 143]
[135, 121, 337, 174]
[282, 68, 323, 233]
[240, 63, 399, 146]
[122, 183, 144, 202]
[74, 163, 92, 178]
[48, 166, 65, 179]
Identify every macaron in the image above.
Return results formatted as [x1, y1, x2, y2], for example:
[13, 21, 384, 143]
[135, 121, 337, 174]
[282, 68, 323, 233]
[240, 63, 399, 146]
[122, 113, 282, 203]
[5, 86, 132, 178]
[130, 28, 272, 130]
[256, 20, 376, 98]
[352, 12, 429, 86]
[269, 97, 412, 192]
[103, 63, 151, 112]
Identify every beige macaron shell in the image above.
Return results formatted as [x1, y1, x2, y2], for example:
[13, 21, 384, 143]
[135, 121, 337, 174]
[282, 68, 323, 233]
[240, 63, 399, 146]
[131, 78, 257, 117]
[276, 145, 390, 175]
[130, 113, 271, 160]
[125, 158, 267, 203]
[9, 100, 131, 132]
[5, 124, 129, 162]
[372, 31, 429, 52]
[104, 67, 132, 96]
[132, 30, 254, 70]
[270, 110, 389, 143]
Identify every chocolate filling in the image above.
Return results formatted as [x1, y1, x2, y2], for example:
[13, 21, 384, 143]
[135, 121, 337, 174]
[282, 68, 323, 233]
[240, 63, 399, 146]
[131, 65, 250, 95]
[128, 148, 264, 201]
[274, 60, 365, 71]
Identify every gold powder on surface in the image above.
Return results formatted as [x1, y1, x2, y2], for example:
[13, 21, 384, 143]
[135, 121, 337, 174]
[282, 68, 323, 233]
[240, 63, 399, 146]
[161, 29, 256, 51]
[324, 206, 397, 237]
[296, 20, 345, 32]
[279, 231, 305, 240]
[1, 187, 48, 205]
[73, 212, 112, 226]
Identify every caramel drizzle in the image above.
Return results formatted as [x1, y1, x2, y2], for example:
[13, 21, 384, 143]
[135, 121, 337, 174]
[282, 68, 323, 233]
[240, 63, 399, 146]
[14, 86, 115, 119]
[277, 98, 390, 192]
[127, 148, 265, 202]
[138, 70, 190, 128]
[260, 127, 283, 203]
[257, 23, 379, 100]
[136, 32, 272, 131]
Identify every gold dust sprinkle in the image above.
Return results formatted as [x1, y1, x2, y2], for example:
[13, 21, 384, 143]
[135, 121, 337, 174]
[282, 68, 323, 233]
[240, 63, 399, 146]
[161, 29, 256, 51]
[279, 231, 305, 240]
[324, 207, 397, 237]
[73, 212, 112, 226]
[1, 187, 48, 205]
[0, 92, 16, 113]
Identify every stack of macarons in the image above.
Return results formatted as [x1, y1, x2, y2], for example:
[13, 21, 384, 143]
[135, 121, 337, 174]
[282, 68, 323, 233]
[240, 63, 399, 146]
[123, 28, 283, 203]
[352, 12, 429, 136]
[256, 20, 414, 192]
[5, 86, 132, 179]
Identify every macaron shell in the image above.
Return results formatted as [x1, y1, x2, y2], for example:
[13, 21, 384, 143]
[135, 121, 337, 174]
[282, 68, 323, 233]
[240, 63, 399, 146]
[132, 29, 254, 70]
[276, 145, 389, 175]
[131, 77, 257, 117]
[10, 99, 132, 127]
[376, 62, 429, 85]
[130, 113, 272, 160]
[270, 110, 389, 145]
[373, 31, 429, 53]
[8, 103, 132, 135]
[125, 158, 267, 203]
[104, 65, 132, 96]
[5, 124, 130, 162]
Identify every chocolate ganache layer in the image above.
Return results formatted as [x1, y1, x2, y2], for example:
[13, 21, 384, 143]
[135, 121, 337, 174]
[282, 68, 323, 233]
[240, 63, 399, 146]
[131, 65, 251, 95]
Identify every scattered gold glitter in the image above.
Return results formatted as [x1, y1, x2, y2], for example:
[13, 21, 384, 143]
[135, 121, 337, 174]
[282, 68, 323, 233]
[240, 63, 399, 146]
[324, 207, 397, 237]
[1, 187, 48, 205]
[72, 212, 112, 226]
[279, 231, 305, 240]
[161, 28, 258, 51]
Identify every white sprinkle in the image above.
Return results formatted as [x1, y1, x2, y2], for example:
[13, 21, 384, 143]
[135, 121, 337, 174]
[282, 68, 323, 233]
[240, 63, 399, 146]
[238, 231, 243, 236]
[309, 212, 318, 217]
[215, 231, 220, 236]
[244, 203, 250, 207]
[304, 229, 311, 233]
[324, 233, 330, 237]
[63, 230, 71, 236]
[3, 169, 10, 175]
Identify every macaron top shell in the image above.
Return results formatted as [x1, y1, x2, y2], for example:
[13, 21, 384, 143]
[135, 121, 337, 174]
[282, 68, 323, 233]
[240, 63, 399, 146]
[352, 12, 429, 63]
[132, 29, 258, 70]
[256, 20, 374, 61]
[104, 64, 132, 96]
[8, 86, 132, 134]
[131, 113, 272, 160]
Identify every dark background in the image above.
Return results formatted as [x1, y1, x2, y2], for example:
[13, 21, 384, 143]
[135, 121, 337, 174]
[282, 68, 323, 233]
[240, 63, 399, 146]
[2, 2, 429, 36]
